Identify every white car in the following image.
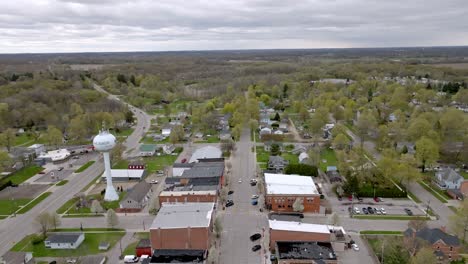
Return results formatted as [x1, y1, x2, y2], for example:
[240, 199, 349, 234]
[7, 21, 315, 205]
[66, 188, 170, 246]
[375, 208, 381, 214]
[252, 195, 259, 199]
[380, 208, 386, 215]
[352, 244, 360, 251]
[151, 180, 158, 184]
[238, 179, 242, 183]
[353, 207, 360, 214]
[123, 255, 139, 263]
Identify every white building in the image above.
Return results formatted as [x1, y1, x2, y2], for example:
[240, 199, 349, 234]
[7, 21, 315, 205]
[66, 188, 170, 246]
[37, 149, 71, 162]
[162, 125, 172, 137]
[101, 169, 146, 181]
[27, 144, 45, 156]
[44, 233, 84, 249]
[189, 146, 222, 163]
[264, 173, 319, 196]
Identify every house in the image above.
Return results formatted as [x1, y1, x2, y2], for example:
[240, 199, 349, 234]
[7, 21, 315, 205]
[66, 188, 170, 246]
[162, 144, 176, 155]
[274, 130, 284, 135]
[260, 127, 272, 136]
[119, 181, 152, 210]
[433, 168, 464, 190]
[44, 233, 84, 249]
[396, 142, 416, 154]
[264, 142, 284, 152]
[264, 173, 320, 213]
[279, 120, 289, 132]
[139, 144, 157, 157]
[291, 145, 307, 155]
[194, 132, 204, 139]
[260, 113, 272, 126]
[161, 125, 172, 137]
[27, 144, 45, 156]
[275, 241, 337, 264]
[268, 156, 289, 173]
[298, 152, 309, 164]
[101, 169, 147, 181]
[219, 129, 231, 141]
[149, 203, 215, 250]
[150, 249, 206, 263]
[189, 146, 222, 163]
[151, 134, 165, 142]
[404, 227, 461, 262]
[136, 239, 152, 257]
[128, 161, 145, 170]
[0, 252, 34, 264]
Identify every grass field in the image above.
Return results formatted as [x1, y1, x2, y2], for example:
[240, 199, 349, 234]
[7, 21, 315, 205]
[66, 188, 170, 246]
[113, 128, 134, 137]
[0, 198, 31, 215]
[418, 181, 449, 203]
[55, 180, 68, 186]
[319, 148, 338, 172]
[461, 171, 468, 179]
[17, 192, 52, 214]
[123, 241, 138, 255]
[3, 166, 43, 185]
[113, 160, 129, 169]
[14, 134, 35, 146]
[431, 63, 468, 69]
[12, 232, 125, 257]
[360, 230, 403, 235]
[354, 215, 430, 220]
[59, 192, 126, 215]
[143, 154, 179, 173]
[75, 161, 95, 173]
[194, 134, 220, 143]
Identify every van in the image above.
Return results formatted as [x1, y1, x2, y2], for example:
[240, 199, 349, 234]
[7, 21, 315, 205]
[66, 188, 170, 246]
[124, 255, 139, 263]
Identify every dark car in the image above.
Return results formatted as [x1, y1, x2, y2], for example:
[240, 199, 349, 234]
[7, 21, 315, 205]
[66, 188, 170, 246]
[251, 200, 258, 205]
[367, 207, 374, 214]
[49, 261, 57, 264]
[362, 207, 368, 214]
[226, 200, 234, 207]
[181, 158, 187, 163]
[337, 195, 342, 201]
[58, 167, 64, 171]
[250, 182, 257, 186]
[250, 233, 261, 241]
[252, 245, 261, 252]
[357, 196, 363, 202]
[404, 208, 413, 215]
[228, 190, 234, 195]
[348, 195, 353, 201]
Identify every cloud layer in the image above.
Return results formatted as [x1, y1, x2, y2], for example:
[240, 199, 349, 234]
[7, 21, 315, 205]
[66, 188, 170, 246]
[1, 0, 467, 53]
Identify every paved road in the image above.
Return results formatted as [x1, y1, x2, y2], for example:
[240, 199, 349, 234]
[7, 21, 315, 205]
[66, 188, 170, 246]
[218, 128, 269, 264]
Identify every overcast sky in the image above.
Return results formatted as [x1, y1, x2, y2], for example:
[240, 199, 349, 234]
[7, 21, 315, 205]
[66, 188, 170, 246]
[1, 0, 467, 53]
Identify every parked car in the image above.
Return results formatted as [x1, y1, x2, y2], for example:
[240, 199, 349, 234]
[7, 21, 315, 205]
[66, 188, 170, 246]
[250, 233, 261, 241]
[367, 207, 374, 214]
[151, 180, 158, 184]
[252, 245, 261, 252]
[353, 207, 360, 214]
[72, 156, 80, 159]
[373, 197, 380, 202]
[357, 196, 363, 202]
[251, 195, 259, 199]
[250, 181, 257, 186]
[226, 200, 234, 207]
[238, 179, 242, 183]
[58, 167, 64, 171]
[66, 259, 77, 264]
[378, 197, 384, 202]
[404, 208, 413, 216]
[352, 244, 360, 251]
[380, 208, 386, 215]
[362, 207, 368, 214]
[374, 208, 381, 214]
[251, 199, 258, 205]
[338, 195, 342, 201]
[228, 190, 234, 195]
[39, 171, 46, 174]
[348, 196, 353, 201]
[124, 255, 139, 263]
[49, 261, 57, 264]
[181, 158, 187, 163]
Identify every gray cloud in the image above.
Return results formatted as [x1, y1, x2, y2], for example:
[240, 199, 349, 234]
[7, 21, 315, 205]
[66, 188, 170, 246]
[0, 0, 467, 53]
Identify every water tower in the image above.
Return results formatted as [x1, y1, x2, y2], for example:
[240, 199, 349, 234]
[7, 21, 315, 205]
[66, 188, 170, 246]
[93, 130, 119, 201]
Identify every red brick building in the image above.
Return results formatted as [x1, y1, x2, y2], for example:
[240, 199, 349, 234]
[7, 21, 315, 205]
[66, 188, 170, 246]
[269, 220, 332, 250]
[158, 190, 217, 206]
[150, 203, 214, 251]
[404, 227, 461, 262]
[264, 173, 320, 213]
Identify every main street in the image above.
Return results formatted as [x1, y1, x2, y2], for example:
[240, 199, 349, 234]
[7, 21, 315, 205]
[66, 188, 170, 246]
[0, 83, 151, 256]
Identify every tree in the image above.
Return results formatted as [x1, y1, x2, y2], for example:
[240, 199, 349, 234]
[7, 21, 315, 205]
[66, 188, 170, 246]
[90, 200, 104, 215]
[68, 116, 87, 141]
[306, 146, 321, 167]
[328, 212, 340, 226]
[407, 118, 432, 142]
[0, 128, 16, 152]
[207, 245, 218, 264]
[125, 109, 135, 123]
[169, 125, 184, 144]
[415, 137, 439, 172]
[270, 144, 281, 156]
[45, 126, 63, 148]
[374, 237, 410, 264]
[408, 217, 428, 232]
[450, 199, 468, 242]
[111, 142, 125, 165]
[356, 110, 378, 147]
[36, 212, 52, 237]
[163, 104, 171, 118]
[410, 247, 437, 264]
[292, 198, 304, 212]
[51, 212, 61, 230]
[106, 209, 119, 228]
[0, 151, 12, 171]
[273, 112, 280, 121]
[332, 133, 350, 150]
[220, 139, 235, 154]
[214, 217, 222, 238]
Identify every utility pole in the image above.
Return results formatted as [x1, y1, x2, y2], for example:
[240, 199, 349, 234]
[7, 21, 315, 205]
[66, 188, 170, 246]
[8, 186, 17, 217]
[350, 192, 354, 218]
[425, 200, 430, 218]
[143, 221, 145, 230]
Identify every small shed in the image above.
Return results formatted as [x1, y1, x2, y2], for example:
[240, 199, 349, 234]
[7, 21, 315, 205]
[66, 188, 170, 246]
[98, 242, 110, 251]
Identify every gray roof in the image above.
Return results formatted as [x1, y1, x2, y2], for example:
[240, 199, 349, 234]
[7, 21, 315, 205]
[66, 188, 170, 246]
[123, 181, 152, 203]
[268, 156, 288, 165]
[404, 228, 460, 246]
[150, 203, 214, 229]
[436, 168, 463, 183]
[45, 233, 83, 244]
[277, 241, 336, 260]
[181, 162, 224, 178]
[189, 146, 222, 163]
[173, 163, 194, 168]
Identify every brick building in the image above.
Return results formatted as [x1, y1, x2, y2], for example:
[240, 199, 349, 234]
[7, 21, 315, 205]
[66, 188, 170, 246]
[150, 203, 215, 251]
[269, 220, 333, 250]
[404, 227, 461, 262]
[264, 173, 320, 213]
[158, 189, 217, 206]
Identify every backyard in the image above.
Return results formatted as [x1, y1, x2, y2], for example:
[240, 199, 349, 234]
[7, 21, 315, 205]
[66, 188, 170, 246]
[143, 154, 179, 173]
[256, 146, 299, 169]
[319, 148, 338, 172]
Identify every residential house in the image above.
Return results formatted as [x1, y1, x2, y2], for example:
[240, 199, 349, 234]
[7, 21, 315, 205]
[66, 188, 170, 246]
[268, 156, 289, 173]
[279, 120, 289, 132]
[298, 152, 309, 164]
[161, 125, 172, 137]
[139, 144, 157, 157]
[162, 144, 176, 155]
[396, 142, 416, 154]
[291, 145, 307, 155]
[404, 227, 461, 262]
[274, 130, 284, 135]
[119, 181, 152, 210]
[260, 127, 272, 136]
[260, 113, 272, 127]
[0, 252, 34, 264]
[264, 142, 284, 152]
[326, 166, 342, 183]
[44, 233, 85, 249]
[433, 168, 464, 190]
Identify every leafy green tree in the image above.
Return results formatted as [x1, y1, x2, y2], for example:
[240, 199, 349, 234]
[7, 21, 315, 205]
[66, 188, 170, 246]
[415, 137, 439, 172]
[332, 133, 350, 150]
[45, 126, 63, 148]
[169, 125, 184, 144]
[270, 144, 281, 156]
[0, 151, 12, 171]
[407, 118, 432, 142]
[68, 116, 87, 141]
[292, 198, 304, 212]
[450, 199, 468, 242]
[0, 128, 16, 152]
[356, 110, 378, 147]
[409, 247, 437, 264]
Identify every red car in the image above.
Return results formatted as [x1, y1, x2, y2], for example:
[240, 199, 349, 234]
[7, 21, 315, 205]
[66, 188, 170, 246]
[181, 158, 187, 163]
[373, 197, 380, 202]
[348, 196, 353, 201]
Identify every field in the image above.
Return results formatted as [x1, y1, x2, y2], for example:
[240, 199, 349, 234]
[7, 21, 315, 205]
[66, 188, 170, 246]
[430, 63, 468, 69]
[0, 198, 31, 215]
[143, 154, 179, 173]
[58, 192, 126, 215]
[3, 166, 43, 185]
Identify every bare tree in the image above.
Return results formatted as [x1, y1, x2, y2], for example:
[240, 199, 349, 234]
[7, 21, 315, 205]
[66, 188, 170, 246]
[207, 245, 218, 264]
[90, 200, 104, 215]
[51, 212, 61, 230]
[293, 198, 304, 212]
[214, 217, 223, 238]
[36, 212, 52, 237]
[106, 209, 119, 228]
[328, 212, 340, 226]
[408, 217, 428, 232]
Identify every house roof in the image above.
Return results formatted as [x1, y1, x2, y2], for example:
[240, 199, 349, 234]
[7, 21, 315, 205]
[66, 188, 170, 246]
[150, 203, 214, 229]
[268, 156, 288, 165]
[101, 169, 145, 179]
[436, 168, 463, 183]
[269, 220, 330, 234]
[122, 181, 152, 203]
[189, 146, 222, 163]
[173, 163, 194, 168]
[151, 249, 205, 263]
[276, 241, 336, 261]
[181, 163, 224, 178]
[299, 152, 309, 162]
[264, 173, 318, 195]
[45, 233, 83, 244]
[139, 144, 157, 152]
[326, 166, 338, 172]
[165, 176, 220, 186]
[404, 228, 460, 246]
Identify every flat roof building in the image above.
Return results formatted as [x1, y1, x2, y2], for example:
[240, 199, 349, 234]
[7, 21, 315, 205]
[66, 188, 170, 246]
[189, 146, 222, 163]
[269, 220, 333, 250]
[276, 241, 337, 264]
[101, 169, 146, 181]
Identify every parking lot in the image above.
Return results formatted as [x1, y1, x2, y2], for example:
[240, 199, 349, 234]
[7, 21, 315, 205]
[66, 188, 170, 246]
[329, 196, 425, 217]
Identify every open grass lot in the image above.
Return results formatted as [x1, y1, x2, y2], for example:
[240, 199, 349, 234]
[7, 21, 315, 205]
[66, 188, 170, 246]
[3, 166, 43, 185]
[17, 192, 52, 214]
[0, 198, 31, 215]
[256, 147, 270, 163]
[113, 160, 129, 169]
[143, 154, 179, 173]
[194, 134, 220, 143]
[75, 161, 95, 173]
[113, 128, 134, 137]
[13, 133, 35, 146]
[418, 181, 449, 203]
[319, 148, 337, 172]
[11, 231, 125, 257]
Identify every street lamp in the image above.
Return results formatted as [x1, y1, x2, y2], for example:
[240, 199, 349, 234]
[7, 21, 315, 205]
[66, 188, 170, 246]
[425, 200, 431, 218]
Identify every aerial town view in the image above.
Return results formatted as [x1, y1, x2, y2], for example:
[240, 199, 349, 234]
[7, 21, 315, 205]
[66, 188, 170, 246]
[0, 1, 467, 264]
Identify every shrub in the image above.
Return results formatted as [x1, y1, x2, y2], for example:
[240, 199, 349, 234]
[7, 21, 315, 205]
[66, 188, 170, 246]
[31, 234, 44, 245]
[357, 184, 407, 198]
[284, 164, 318, 177]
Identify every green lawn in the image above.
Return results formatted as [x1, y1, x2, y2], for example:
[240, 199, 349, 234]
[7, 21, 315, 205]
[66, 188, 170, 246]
[143, 154, 179, 173]
[14, 134, 35, 146]
[354, 215, 430, 220]
[17, 192, 52, 214]
[319, 148, 338, 172]
[0, 198, 31, 215]
[418, 181, 449, 203]
[449, 206, 458, 213]
[195, 135, 220, 143]
[59, 192, 126, 215]
[256, 146, 299, 166]
[3, 166, 43, 185]
[366, 236, 408, 263]
[12, 232, 125, 257]
[460, 171, 468, 179]
[360, 230, 403, 235]
[140, 135, 170, 144]
[256, 147, 270, 163]
[75, 161, 95, 173]
[282, 152, 298, 164]
[123, 241, 138, 256]
[113, 160, 129, 169]
[56, 180, 68, 186]
[113, 128, 134, 137]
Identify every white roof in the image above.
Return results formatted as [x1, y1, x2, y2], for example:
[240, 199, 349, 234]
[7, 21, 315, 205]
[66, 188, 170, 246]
[101, 169, 145, 179]
[150, 203, 214, 229]
[269, 220, 330, 234]
[264, 173, 318, 195]
[38, 149, 70, 161]
[28, 144, 44, 149]
[298, 152, 309, 162]
[189, 146, 222, 163]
